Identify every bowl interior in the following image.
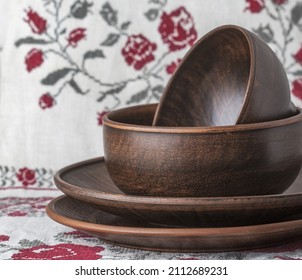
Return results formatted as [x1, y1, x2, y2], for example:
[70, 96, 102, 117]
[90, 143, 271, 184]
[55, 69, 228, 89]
[105, 104, 302, 133]
[108, 103, 156, 125]
[154, 28, 251, 127]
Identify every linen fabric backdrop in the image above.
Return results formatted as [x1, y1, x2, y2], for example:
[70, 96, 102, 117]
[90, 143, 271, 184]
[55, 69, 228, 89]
[1, 0, 302, 260]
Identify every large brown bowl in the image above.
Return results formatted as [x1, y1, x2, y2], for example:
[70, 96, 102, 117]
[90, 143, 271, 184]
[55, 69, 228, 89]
[103, 104, 302, 197]
[153, 25, 295, 127]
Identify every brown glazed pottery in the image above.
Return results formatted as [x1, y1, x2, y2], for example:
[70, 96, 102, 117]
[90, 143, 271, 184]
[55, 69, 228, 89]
[47, 195, 302, 252]
[103, 104, 302, 197]
[54, 157, 302, 227]
[152, 25, 295, 127]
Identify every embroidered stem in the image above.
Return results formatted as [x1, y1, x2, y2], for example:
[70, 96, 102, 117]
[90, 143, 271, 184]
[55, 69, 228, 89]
[52, 70, 78, 97]
[146, 51, 169, 75]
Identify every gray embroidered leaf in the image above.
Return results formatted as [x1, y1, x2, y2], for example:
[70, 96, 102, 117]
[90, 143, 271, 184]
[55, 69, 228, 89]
[41, 68, 73, 85]
[291, 3, 302, 25]
[70, 0, 93, 19]
[253, 25, 274, 43]
[97, 94, 107, 102]
[121, 21, 131, 30]
[100, 2, 118, 26]
[293, 70, 302, 76]
[83, 49, 105, 60]
[97, 83, 126, 101]
[287, 37, 294, 44]
[151, 85, 164, 100]
[19, 239, 45, 248]
[144, 9, 159, 21]
[127, 88, 149, 104]
[15, 37, 50, 47]
[100, 33, 120, 46]
[105, 83, 126, 94]
[69, 79, 86, 94]
[59, 28, 66, 35]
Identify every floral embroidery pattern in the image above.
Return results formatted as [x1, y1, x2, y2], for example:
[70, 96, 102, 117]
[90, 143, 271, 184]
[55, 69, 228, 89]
[0, 197, 54, 217]
[97, 111, 108, 126]
[25, 49, 44, 72]
[0, 231, 104, 260]
[16, 168, 37, 187]
[166, 58, 182, 75]
[121, 34, 157, 70]
[39, 93, 55, 109]
[0, 165, 54, 189]
[244, 0, 265, 13]
[24, 8, 47, 34]
[245, 0, 302, 101]
[159, 7, 197, 51]
[0, 235, 10, 242]
[15, 0, 197, 125]
[292, 78, 302, 99]
[12, 243, 104, 260]
[67, 28, 86, 47]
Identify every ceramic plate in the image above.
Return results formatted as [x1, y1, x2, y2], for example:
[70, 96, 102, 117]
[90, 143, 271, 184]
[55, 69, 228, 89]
[47, 195, 302, 252]
[54, 157, 302, 227]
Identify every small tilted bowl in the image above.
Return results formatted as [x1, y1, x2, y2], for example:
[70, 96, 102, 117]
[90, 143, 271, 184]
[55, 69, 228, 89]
[103, 104, 302, 197]
[153, 24, 295, 127]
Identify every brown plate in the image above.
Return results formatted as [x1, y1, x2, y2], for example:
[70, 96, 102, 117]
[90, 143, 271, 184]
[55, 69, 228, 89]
[47, 195, 302, 252]
[54, 157, 302, 227]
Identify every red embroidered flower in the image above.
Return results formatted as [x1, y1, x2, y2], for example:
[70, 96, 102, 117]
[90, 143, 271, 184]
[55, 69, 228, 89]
[244, 0, 265, 13]
[8, 211, 27, 217]
[67, 28, 86, 47]
[0, 235, 10, 242]
[122, 34, 157, 70]
[97, 111, 108, 125]
[25, 49, 44, 72]
[158, 7, 197, 52]
[16, 168, 36, 187]
[292, 78, 302, 99]
[166, 59, 182, 74]
[39, 93, 55, 110]
[24, 8, 47, 34]
[272, 0, 287, 5]
[293, 45, 302, 65]
[12, 244, 104, 260]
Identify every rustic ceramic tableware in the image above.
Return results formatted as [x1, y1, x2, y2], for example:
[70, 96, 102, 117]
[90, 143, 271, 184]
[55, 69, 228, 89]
[54, 157, 302, 227]
[152, 25, 295, 127]
[47, 195, 302, 252]
[103, 104, 302, 197]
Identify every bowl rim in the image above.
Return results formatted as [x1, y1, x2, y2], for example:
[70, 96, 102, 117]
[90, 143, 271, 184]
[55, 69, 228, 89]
[103, 103, 302, 134]
[152, 24, 262, 126]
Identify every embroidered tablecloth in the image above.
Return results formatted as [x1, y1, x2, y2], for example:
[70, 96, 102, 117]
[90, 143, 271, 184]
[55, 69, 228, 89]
[1, 0, 302, 259]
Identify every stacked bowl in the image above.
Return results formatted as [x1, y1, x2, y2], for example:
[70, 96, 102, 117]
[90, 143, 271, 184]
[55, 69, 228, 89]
[104, 25, 302, 198]
[48, 25, 302, 252]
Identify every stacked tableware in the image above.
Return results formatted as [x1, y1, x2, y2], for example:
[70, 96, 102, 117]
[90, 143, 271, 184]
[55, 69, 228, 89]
[47, 25, 302, 252]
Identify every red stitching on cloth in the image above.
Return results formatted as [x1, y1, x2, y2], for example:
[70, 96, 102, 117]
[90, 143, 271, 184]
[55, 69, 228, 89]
[11, 244, 104, 260]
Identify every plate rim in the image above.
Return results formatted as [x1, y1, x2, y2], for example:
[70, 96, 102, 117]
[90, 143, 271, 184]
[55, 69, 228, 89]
[54, 157, 302, 210]
[47, 195, 302, 237]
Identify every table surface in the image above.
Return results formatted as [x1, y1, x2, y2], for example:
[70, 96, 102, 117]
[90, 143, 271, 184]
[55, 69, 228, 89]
[1, 185, 302, 260]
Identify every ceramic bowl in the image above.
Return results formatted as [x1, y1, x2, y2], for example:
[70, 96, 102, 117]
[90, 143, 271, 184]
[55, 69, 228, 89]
[152, 25, 295, 127]
[103, 104, 302, 197]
